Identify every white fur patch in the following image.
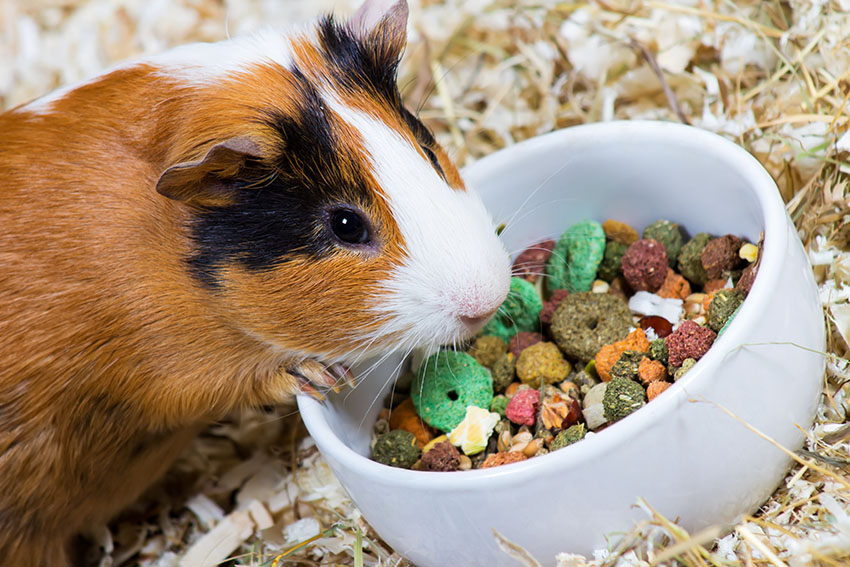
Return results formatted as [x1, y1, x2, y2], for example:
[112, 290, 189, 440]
[146, 26, 303, 83]
[323, 92, 511, 353]
[19, 25, 310, 114]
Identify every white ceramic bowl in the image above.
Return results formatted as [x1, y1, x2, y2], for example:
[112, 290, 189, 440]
[298, 121, 825, 567]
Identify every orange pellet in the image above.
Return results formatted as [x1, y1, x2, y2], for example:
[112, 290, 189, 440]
[594, 328, 650, 382]
[602, 219, 639, 245]
[559, 380, 579, 397]
[702, 292, 715, 313]
[389, 398, 435, 449]
[656, 268, 691, 300]
[620, 327, 651, 352]
[504, 382, 521, 397]
[637, 357, 667, 383]
[647, 381, 672, 400]
[703, 278, 727, 294]
[480, 451, 528, 469]
[594, 346, 622, 383]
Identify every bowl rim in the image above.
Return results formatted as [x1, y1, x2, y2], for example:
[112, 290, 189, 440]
[297, 119, 788, 489]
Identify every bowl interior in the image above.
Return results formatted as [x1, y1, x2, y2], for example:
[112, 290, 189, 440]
[475, 128, 766, 254]
[306, 120, 782, 461]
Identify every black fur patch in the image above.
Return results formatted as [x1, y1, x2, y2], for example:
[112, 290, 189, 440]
[317, 15, 402, 106]
[318, 14, 443, 175]
[187, 69, 376, 288]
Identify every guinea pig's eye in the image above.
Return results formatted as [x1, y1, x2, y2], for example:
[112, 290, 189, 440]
[329, 208, 371, 245]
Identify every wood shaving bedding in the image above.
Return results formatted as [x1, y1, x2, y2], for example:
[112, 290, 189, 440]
[2, 1, 849, 565]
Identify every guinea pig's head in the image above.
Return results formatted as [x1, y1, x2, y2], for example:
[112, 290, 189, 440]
[155, 0, 510, 364]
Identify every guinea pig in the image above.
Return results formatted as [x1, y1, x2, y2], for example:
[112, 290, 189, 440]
[0, 0, 510, 564]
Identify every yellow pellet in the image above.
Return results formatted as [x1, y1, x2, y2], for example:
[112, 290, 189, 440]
[739, 243, 758, 263]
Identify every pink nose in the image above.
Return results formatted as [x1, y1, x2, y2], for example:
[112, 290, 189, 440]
[455, 293, 501, 328]
[459, 309, 499, 328]
[452, 284, 507, 329]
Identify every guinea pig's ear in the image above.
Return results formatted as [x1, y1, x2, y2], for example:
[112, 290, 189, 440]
[155, 137, 264, 207]
[348, 0, 408, 47]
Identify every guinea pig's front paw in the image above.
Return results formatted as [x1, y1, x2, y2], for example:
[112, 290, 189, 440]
[289, 360, 355, 400]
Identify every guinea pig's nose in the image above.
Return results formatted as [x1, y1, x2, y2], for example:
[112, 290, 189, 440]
[454, 295, 501, 328]
[459, 310, 499, 328]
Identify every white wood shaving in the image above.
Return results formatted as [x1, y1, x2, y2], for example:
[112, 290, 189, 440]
[556, 552, 592, 567]
[178, 510, 254, 567]
[184, 494, 225, 530]
[831, 304, 850, 348]
[282, 517, 321, 546]
[492, 528, 544, 567]
[246, 500, 274, 531]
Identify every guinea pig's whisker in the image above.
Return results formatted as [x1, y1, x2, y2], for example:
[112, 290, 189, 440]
[496, 305, 519, 329]
[505, 241, 561, 258]
[350, 346, 403, 414]
[358, 330, 415, 380]
[509, 268, 551, 277]
[352, 347, 395, 386]
[499, 162, 576, 238]
[345, 351, 373, 374]
[350, 333, 385, 365]
[262, 406, 302, 424]
[499, 196, 586, 241]
[412, 49, 478, 115]
[399, 75, 419, 103]
[506, 243, 554, 255]
[342, 315, 401, 366]
[509, 263, 552, 274]
[356, 346, 413, 429]
[417, 346, 434, 405]
[546, 250, 569, 265]
[360, 340, 430, 429]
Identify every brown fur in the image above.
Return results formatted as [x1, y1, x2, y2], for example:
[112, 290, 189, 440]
[0, 19, 453, 563]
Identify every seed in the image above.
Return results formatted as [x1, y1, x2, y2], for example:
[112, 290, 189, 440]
[497, 430, 513, 453]
[509, 441, 528, 453]
[511, 431, 533, 446]
[522, 438, 543, 457]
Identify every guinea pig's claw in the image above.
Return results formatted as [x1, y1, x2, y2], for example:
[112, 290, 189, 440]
[297, 381, 327, 401]
[292, 360, 349, 394]
[328, 363, 356, 389]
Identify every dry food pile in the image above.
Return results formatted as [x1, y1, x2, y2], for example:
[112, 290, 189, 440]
[370, 219, 758, 471]
[3, 1, 850, 566]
